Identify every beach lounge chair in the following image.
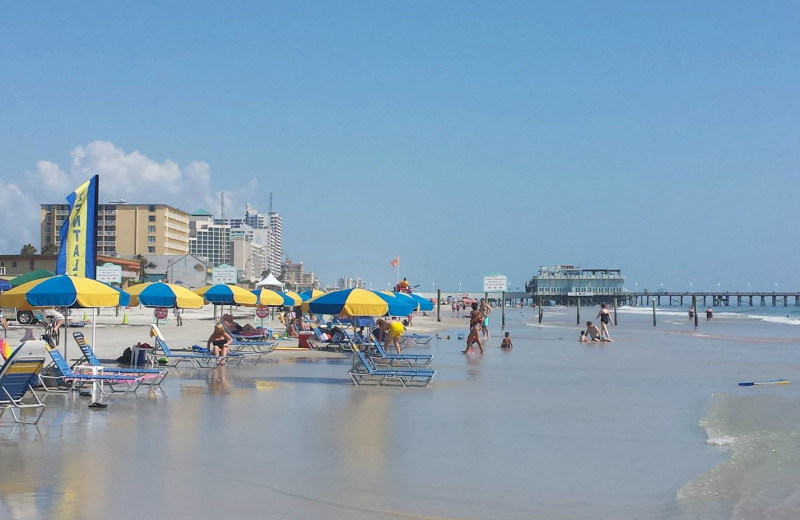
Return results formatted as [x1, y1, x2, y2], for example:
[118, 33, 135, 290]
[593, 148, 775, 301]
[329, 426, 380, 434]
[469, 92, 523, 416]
[72, 332, 168, 386]
[39, 336, 146, 394]
[364, 333, 433, 368]
[0, 340, 47, 425]
[402, 333, 432, 345]
[217, 319, 278, 354]
[149, 325, 225, 368]
[348, 343, 435, 388]
[307, 325, 352, 352]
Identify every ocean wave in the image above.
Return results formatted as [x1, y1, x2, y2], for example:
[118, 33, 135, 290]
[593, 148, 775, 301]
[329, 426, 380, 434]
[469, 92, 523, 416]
[678, 392, 800, 517]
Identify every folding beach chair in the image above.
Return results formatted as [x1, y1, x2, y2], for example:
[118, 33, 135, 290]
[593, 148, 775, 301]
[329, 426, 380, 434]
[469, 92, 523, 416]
[72, 332, 168, 386]
[348, 343, 435, 388]
[39, 336, 146, 394]
[364, 333, 433, 368]
[402, 333, 432, 345]
[0, 340, 47, 425]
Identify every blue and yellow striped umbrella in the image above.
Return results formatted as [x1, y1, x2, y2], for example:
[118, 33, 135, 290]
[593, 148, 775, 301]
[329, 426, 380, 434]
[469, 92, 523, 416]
[376, 291, 415, 316]
[0, 275, 129, 308]
[251, 289, 294, 306]
[307, 288, 389, 317]
[406, 292, 434, 311]
[126, 282, 204, 309]
[195, 284, 257, 306]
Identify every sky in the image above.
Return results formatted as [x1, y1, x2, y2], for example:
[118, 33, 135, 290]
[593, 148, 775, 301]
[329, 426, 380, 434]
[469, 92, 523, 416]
[1, 2, 798, 293]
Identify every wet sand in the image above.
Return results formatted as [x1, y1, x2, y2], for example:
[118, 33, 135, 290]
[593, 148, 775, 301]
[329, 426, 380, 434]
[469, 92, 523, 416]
[2, 305, 797, 519]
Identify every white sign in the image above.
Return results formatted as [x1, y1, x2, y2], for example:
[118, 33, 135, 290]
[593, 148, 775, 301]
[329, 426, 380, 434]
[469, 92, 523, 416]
[483, 275, 507, 292]
[212, 264, 238, 284]
[96, 263, 122, 283]
[567, 292, 595, 297]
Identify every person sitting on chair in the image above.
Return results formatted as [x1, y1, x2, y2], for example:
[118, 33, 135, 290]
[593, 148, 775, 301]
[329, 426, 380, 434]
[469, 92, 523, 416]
[207, 324, 233, 363]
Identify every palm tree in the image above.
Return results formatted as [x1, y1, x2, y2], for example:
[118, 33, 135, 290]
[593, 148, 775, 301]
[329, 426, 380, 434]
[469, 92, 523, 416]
[41, 243, 58, 255]
[134, 254, 148, 283]
[20, 244, 37, 255]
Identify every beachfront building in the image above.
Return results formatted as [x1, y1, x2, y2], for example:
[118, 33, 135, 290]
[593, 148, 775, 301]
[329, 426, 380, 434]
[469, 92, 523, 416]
[189, 210, 231, 267]
[281, 257, 319, 292]
[526, 265, 625, 305]
[230, 235, 267, 284]
[40, 202, 190, 257]
[336, 277, 366, 289]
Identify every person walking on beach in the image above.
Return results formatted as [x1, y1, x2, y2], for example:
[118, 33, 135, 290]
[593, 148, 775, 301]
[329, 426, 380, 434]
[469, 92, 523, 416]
[463, 302, 484, 354]
[173, 307, 183, 326]
[479, 298, 492, 339]
[706, 307, 713, 321]
[689, 307, 695, 321]
[596, 304, 614, 340]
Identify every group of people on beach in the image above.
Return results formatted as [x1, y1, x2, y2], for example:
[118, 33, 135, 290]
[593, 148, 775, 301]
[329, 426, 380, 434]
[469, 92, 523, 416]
[581, 304, 615, 343]
[462, 298, 496, 354]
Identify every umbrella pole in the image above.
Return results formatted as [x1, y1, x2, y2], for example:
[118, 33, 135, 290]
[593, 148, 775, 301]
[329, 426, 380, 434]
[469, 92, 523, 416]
[92, 308, 97, 357]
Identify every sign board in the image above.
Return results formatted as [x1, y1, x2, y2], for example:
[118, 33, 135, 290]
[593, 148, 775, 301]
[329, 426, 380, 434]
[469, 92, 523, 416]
[256, 306, 269, 318]
[212, 264, 238, 284]
[567, 292, 595, 297]
[96, 263, 122, 284]
[483, 275, 507, 292]
[154, 307, 168, 320]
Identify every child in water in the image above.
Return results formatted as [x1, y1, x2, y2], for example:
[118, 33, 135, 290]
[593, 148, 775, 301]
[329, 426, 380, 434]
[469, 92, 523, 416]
[500, 331, 513, 349]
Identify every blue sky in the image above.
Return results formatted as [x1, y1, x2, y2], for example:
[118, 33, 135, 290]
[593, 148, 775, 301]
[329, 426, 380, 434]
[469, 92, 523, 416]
[1, 2, 798, 292]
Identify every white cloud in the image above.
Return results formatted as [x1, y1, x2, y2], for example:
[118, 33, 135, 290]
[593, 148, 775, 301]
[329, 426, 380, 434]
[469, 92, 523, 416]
[0, 140, 261, 254]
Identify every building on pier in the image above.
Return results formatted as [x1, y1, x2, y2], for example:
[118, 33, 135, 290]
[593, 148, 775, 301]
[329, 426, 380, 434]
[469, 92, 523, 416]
[525, 265, 625, 305]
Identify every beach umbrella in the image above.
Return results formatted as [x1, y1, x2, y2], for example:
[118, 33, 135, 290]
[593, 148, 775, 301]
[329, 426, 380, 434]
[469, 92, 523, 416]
[0, 275, 130, 359]
[283, 291, 303, 307]
[9, 269, 54, 287]
[300, 289, 325, 301]
[126, 282, 204, 309]
[195, 284, 258, 306]
[391, 291, 420, 311]
[251, 288, 292, 307]
[0, 275, 129, 308]
[0, 279, 11, 292]
[375, 291, 415, 316]
[405, 292, 434, 312]
[307, 288, 389, 317]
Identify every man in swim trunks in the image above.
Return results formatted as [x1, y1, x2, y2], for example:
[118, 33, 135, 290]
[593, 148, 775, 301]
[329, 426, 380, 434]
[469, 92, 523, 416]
[585, 321, 611, 342]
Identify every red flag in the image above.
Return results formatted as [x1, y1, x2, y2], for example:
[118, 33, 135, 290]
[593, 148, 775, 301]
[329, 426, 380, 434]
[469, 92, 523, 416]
[390, 256, 399, 267]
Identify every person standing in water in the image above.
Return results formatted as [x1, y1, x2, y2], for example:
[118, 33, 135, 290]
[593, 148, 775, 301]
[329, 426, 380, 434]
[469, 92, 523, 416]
[596, 304, 615, 340]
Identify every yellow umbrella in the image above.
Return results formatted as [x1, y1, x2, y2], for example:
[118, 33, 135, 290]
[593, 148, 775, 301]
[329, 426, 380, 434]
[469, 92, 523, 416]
[0, 275, 126, 308]
[0, 279, 49, 309]
[194, 284, 258, 306]
[126, 282, 204, 309]
[251, 288, 290, 306]
[283, 291, 303, 307]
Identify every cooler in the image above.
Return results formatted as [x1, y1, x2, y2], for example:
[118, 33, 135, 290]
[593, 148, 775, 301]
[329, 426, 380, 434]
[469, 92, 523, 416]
[298, 331, 314, 348]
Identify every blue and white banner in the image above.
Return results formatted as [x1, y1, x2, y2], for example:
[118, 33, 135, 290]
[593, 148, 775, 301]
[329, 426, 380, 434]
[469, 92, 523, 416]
[55, 175, 99, 278]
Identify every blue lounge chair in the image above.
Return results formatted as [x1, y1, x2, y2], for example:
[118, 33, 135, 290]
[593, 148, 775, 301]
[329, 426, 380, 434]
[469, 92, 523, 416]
[39, 336, 146, 394]
[307, 325, 352, 352]
[349, 343, 435, 387]
[0, 340, 47, 425]
[216, 319, 277, 354]
[364, 333, 433, 367]
[149, 325, 225, 368]
[72, 332, 168, 386]
[402, 333, 432, 345]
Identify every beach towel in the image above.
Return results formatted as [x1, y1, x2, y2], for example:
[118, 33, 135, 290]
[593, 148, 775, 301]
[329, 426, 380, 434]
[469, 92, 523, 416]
[0, 339, 11, 361]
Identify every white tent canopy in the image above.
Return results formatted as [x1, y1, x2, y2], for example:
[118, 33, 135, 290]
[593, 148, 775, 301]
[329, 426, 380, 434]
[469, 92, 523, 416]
[255, 273, 284, 289]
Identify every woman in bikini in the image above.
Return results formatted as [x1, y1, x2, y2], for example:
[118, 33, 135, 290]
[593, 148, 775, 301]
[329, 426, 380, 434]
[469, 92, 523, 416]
[207, 324, 233, 364]
[462, 302, 484, 354]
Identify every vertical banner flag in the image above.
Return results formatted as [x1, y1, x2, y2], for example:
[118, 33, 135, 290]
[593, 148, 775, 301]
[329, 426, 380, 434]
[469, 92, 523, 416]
[56, 175, 99, 278]
[390, 256, 400, 267]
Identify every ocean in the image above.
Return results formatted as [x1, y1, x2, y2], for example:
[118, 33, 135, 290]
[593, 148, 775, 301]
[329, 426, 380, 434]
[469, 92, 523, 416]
[0, 304, 798, 519]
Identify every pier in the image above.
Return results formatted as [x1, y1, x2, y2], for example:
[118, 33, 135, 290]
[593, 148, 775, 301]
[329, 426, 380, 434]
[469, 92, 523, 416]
[627, 291, 800, 307]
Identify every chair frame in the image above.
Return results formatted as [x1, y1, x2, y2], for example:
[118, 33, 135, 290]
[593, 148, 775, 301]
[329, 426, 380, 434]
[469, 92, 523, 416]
[0, 341, 47, 425]
[71, 332, 168, 386]
[349, 344, 435, 388]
